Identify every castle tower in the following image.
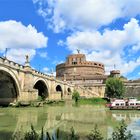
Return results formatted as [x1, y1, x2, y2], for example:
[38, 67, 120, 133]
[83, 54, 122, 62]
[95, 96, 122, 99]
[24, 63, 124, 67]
[110, 70, 120, 78]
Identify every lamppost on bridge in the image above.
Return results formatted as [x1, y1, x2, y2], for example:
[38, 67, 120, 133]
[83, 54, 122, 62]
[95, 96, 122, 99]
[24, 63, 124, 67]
[4, 48, 8, 59]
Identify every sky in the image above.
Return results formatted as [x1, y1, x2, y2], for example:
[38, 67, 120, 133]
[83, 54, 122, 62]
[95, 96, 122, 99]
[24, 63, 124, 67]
[0, 0, 140, 80]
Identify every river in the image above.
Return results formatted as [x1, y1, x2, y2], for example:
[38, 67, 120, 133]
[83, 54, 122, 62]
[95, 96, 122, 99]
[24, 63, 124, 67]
[0, 101, 140, 139]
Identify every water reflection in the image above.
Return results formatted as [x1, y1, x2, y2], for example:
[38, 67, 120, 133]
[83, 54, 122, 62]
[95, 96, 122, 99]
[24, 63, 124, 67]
[0, 104, 140, 139]
[110, 111, 140, 139]
[112, 112, 140, 121]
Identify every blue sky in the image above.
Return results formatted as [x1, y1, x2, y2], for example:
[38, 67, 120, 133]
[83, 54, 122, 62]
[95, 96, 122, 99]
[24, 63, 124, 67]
[0, 0, 140, 80]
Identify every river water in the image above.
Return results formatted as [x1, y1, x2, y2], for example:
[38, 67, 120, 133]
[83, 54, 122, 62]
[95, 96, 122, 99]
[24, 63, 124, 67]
[0, 101, 140, 140]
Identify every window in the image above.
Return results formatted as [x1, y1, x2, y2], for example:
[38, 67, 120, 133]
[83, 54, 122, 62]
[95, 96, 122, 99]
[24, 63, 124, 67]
[116, 103, 119, 106]
[72, 61, 77, 65]
[73, 58, 76, 61]
[72, 58, 77, 65]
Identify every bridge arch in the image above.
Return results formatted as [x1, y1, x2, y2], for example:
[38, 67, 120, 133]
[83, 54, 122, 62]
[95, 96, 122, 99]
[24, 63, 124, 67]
[33, 79, 49, 99]
[67, 87, 72, 94]
[56, 85, 63, 98]
[0, 67, 20, 105]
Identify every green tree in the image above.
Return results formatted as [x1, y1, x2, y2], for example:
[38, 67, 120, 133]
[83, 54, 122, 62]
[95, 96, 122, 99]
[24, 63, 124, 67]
[87, 125, 104, 140]
[109, 120, 135, 140]
[105, 77, 125, 98]
[72, 90, 80, 103]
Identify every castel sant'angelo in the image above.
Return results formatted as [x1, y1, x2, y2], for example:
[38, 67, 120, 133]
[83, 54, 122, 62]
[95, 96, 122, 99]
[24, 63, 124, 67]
[56, 51, 140, 98]
[56, 52, 107, 83]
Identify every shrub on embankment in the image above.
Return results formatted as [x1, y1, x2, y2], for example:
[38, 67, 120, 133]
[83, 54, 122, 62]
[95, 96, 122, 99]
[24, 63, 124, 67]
[11, 120, 135, 140]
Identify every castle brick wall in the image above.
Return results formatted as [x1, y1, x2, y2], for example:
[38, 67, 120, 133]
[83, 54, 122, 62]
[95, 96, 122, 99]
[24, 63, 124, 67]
[124, 83, 140, 97]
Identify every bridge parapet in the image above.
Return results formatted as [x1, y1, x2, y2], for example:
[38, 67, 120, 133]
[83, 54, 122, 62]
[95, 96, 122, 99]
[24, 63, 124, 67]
[0, 57, 25, 70]
[32, 69, 54, 80]
[0, 57, 56, 80]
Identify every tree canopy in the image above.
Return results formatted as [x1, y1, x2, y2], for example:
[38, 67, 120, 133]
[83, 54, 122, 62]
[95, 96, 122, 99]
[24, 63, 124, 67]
[105, 77, 125, 98]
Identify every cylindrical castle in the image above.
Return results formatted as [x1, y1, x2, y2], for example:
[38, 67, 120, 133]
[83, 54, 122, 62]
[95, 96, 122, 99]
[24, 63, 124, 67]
[56, 53, 105, 81]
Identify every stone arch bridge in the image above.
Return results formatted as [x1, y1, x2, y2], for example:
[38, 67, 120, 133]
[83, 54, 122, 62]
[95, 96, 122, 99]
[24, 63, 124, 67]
[0, 57, 101, 105]
[0, 57, 76, 105]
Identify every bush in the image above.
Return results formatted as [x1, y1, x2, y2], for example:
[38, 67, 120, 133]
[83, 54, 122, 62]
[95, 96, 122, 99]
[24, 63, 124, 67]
[24, 125, 39, 140]
[109, 120, 135, 140]
[70, 127, 79, 140]
[87, 125, 104, 140]
[37, 96, 46, 101]
[72, 90, 80, 103]
[11, 121, 135, 140]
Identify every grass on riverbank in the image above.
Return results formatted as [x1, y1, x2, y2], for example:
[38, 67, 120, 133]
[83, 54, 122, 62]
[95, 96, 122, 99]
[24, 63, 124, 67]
[79, 98, 107, 105]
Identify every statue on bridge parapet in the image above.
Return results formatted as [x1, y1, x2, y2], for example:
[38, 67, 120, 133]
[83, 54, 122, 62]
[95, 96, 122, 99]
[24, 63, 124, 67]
[25, 55, 30, 67]
[25, 55, 29, 63]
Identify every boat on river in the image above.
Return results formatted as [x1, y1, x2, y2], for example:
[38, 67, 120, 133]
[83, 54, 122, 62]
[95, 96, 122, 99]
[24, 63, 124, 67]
[109, 97, 140, 110]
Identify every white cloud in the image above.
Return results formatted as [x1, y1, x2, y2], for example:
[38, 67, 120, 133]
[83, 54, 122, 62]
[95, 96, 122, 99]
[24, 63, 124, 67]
[53, 60, 64, 65]
[64, 18, 140, 76]
[33, 0, 140, 32]
[0, 20, 48, 63]
[7, 48, 36, 64]
[67, 18, 140, 53]
[38, 52, 48, 58]
[132, 43, 140, 52]
[43, 67, 50, 73]
[57, 40, 65, 46]
[43, 67, 56, 76]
